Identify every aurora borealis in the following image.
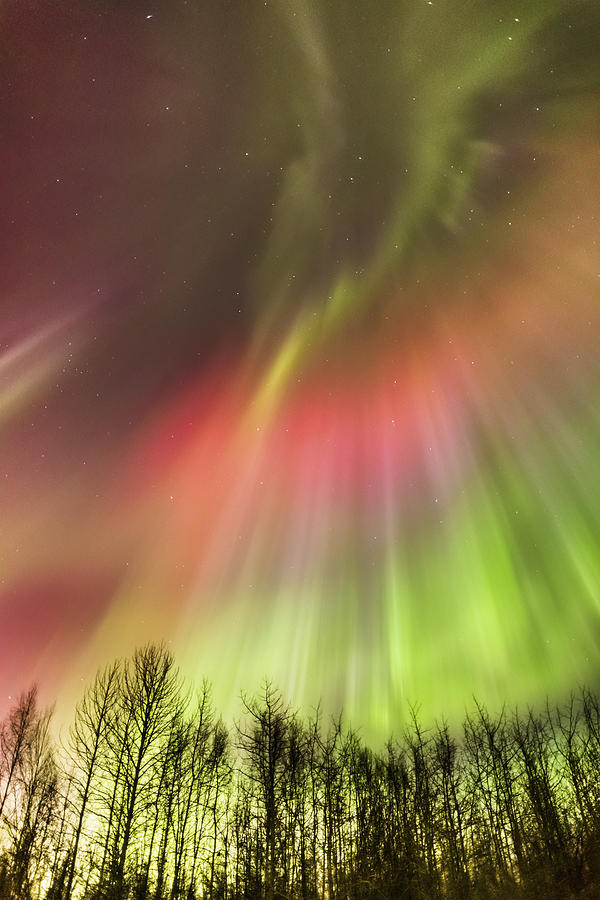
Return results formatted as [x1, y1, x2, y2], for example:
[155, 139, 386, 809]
[1, 0, 599, 741]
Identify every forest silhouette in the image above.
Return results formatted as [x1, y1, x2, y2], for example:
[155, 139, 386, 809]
[0, 644, 599, 899]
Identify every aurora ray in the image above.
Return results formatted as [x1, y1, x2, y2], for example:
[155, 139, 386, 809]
[0, 0, 599, 741]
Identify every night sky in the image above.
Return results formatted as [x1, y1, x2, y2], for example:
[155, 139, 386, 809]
[1, 0, 599, 740]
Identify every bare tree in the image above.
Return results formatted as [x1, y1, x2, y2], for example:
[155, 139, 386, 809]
[0, 693, 57, 899]
[62, 660, 122, 898]
[237, 681, 293, 900]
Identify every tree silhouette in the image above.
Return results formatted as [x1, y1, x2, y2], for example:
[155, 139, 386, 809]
[0, 648, 599, 899]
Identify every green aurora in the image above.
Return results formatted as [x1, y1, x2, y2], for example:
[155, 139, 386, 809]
[0, 0, 599, 741]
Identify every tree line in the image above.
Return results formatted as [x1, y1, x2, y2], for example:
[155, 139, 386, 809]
[0, 644, 599, 899]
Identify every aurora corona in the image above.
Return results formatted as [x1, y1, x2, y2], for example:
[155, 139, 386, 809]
[0, 0, 599, 742]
